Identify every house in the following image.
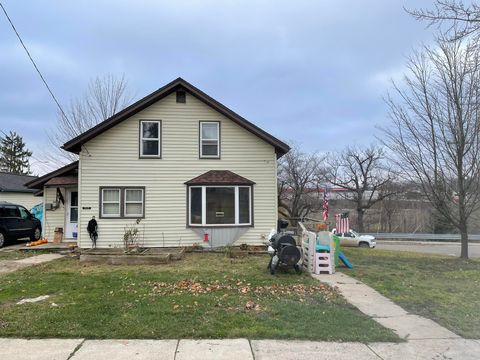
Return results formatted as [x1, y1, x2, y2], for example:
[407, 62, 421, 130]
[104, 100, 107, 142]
[0, 172, 40, 210]
[26, 78, 290, 247]
[25, 162, 78, 241]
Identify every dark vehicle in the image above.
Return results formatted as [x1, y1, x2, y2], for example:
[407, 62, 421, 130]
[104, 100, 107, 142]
[0, 201, 42, 248]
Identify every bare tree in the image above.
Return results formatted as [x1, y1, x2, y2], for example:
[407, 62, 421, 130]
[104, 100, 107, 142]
[382, 34, 480, 259]
[408, 1, 480, 40]
[325, 145, 397, 233]
[46, 74, 134, 164]
[277, 147, 324, 224]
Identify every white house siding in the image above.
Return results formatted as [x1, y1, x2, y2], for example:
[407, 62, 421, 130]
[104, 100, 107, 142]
[78, 92, 278, 248]
[43, 186, 66, 241]
[0, 192, 40, 210]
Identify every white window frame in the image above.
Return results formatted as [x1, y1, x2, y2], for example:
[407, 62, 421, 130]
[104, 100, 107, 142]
[69, 191, 78, 223]
[124, 188, 144, 218]
[140, 120, 161, 158]
[101, 188, 121, 218]
[199, 121, 220, 158]
[238, 186, 252, 225]
[188, 185, 252, 226]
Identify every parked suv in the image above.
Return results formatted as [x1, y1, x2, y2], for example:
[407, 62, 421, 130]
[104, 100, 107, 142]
[331, 228, 376, 248]
[0, 202, 42, 248]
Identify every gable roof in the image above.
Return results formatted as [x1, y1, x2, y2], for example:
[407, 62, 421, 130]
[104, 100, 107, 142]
[185, 170, 255, 186]
[62, 77, 290, 157]
[25, 161, 78, 189]
[0, 172, 37, 193]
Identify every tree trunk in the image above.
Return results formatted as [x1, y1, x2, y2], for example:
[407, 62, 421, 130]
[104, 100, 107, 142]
[459, 220, 469, 259]
[357, 209, 364, 233]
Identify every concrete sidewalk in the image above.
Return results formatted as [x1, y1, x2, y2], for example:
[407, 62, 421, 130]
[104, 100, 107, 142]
[0, 337, 479, 360]
[0, 254, 64, 274]
[314, 272, 459, 340]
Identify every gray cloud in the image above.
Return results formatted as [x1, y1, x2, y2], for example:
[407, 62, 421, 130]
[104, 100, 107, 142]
[0, 0, 435, 174]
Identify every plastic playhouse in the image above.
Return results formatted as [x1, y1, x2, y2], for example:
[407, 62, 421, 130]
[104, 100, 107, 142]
[299, 221, 353, 275]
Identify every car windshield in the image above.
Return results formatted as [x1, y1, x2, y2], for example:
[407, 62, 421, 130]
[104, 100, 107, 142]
[350, 230, 360, 237]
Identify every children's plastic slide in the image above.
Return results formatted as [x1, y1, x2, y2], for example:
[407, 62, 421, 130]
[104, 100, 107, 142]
[338, 252, 353, 269]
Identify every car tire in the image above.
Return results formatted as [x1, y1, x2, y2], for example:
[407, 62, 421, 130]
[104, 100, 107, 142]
[30, 227, 41, 241]
[359, 242, 370, 248]
[0, 231, 6, 248]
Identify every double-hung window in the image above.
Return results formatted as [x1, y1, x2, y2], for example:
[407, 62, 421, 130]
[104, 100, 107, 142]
[100, 187, 145, 218]
[101, 188, 121, 217]
[188, 185, 252, 226]
[200, 121, 220, 158]
[124, 188, 144, 217]
[140, 120, 161, 157]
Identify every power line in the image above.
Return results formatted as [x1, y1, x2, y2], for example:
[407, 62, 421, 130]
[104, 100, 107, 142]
[0, 2, 69, 121]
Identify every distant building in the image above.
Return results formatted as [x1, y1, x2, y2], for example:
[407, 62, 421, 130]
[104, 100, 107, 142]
[0, 172, 40, 210]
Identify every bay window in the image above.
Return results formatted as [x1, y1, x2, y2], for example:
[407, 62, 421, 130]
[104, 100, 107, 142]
[188, 185, 252, 226]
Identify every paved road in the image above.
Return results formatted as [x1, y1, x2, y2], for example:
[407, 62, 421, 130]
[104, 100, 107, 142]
[376, 241, 480, 258]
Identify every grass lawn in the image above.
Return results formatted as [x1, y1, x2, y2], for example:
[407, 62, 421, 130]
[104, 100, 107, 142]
[343, 248, 480, 339]
[0, 252, 399, 342]
[0, 249, 43, 261]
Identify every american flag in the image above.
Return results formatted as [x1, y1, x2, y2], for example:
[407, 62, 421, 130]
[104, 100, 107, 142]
[322, 188, 329, 221]
[335, 212, 350, 234]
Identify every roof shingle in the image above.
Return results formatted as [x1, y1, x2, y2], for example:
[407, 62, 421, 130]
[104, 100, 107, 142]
[0, 172, 37, 193]
[185, 170, 255, 185]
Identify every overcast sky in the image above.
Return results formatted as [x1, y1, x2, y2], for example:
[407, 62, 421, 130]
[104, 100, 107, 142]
[0, 0, 436, 174]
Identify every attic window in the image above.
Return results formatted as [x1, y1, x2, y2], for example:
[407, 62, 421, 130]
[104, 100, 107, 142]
[176, 90, 186, 103]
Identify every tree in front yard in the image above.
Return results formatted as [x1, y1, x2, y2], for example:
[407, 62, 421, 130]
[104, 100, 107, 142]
[0, 131, 32, 175]
[382, 34, 480, 259]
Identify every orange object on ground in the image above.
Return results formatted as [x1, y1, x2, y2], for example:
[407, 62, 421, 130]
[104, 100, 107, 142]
[26, 239, 48, 247]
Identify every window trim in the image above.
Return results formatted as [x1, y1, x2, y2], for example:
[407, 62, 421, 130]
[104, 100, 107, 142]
[139, 120, 162, 158]
[69, 191, 78, 223]
[124, 188, 145, 218]
[199, 121, 220, 159]
[100, 188, 121, 218]
[99, 186, 145, 219]
[187, 185, 253, 227]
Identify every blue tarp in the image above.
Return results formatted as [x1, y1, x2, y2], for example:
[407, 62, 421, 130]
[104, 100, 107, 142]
[30, 203, 43, 228]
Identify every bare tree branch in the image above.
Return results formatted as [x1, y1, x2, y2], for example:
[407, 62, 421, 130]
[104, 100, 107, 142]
[324, 145, 398, 232]
[381, 33, 480, 258]
[277, 146, 325, 225]
[43, 73, 134, 167]
[407, 1, 480, 41]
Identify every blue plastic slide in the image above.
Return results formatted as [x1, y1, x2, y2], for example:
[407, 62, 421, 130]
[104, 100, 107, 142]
[338, 252, 353, 269]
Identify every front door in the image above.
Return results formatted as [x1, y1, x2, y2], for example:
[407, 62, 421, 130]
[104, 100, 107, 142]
[65, 190, 78, 239]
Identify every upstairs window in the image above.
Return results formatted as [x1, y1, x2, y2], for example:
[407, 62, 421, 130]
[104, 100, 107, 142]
[200, 121, 220, 158]
[140, 120, 161, 158]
